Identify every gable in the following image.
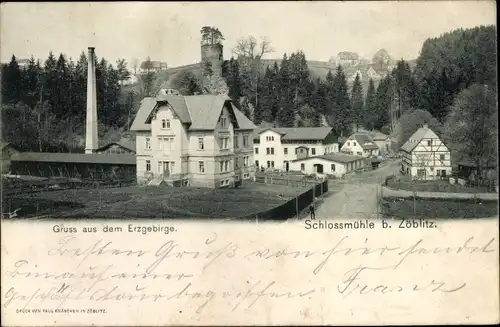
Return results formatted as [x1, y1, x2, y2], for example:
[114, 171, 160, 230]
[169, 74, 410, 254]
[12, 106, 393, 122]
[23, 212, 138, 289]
[401, 127, 445, 153]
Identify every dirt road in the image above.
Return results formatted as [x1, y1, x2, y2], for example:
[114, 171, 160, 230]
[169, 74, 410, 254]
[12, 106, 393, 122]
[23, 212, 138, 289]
[313, 159, 401, 219]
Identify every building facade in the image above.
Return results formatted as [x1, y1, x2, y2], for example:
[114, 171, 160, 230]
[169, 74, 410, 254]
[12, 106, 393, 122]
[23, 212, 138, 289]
[341, 133, 380, 157]
[400, 124, 452, 180]
[130, 94, 256, 188]
[253, 127, 339, 172]
[290, 153, 366, 178]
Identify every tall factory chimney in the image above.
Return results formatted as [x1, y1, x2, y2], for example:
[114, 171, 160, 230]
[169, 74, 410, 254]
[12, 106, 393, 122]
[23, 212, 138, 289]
[85, 47, 98, 154]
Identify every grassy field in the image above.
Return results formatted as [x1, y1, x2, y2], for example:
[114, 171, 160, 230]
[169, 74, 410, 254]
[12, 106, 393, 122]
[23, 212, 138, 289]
[386, 175, 497, 193]
[381, 196, 499, 219]
[2, 182, 309, 219]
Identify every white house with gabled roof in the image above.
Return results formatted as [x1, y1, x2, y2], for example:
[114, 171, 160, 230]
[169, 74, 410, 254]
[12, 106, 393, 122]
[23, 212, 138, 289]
[341, 133, 380, 157]
[130, 94, 256, 188]
[399, 124, 451, 180]
[253, 127, 339, 172]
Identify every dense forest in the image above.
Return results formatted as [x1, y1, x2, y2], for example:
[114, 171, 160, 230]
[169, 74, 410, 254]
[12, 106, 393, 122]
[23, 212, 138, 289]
[1, 25, 497, 175]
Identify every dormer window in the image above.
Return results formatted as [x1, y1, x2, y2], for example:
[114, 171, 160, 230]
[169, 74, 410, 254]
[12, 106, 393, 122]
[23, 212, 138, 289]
[219, 117, 227, 128]
[161, 119, 170, 129]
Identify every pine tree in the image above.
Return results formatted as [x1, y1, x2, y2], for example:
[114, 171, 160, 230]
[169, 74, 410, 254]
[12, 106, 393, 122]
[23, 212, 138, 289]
[116, 59, 131, 85]
[276, 54, 295, 127]
[22, 56, 41, 108]
[225, 58, 242, 102]
[55, 53, 71, 118]
[2, 55, 23, 104]
[363, 78, 377, 130]
[330, 65, 352, 136]
[373, 75, 392, 131]
[350, 73, 364, 132]
[43, 52, 58, 110]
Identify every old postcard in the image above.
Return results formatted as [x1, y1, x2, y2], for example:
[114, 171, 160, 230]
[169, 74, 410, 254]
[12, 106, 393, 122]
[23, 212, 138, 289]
[1, 1, 498, 326]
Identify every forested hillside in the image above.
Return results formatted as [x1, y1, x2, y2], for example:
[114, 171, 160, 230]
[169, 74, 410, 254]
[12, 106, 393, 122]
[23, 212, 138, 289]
[1, 24, 497, 175]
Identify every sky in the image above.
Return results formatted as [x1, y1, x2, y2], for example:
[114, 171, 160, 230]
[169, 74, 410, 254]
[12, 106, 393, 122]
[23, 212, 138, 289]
[1, 1, 496, 68]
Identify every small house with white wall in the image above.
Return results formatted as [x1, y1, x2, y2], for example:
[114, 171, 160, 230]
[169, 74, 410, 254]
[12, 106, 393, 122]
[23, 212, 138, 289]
[290, 153, 366, 178]
[253, 127, 339, 172]
[400, 124, 451, 180]
[341, 133, 380, 157]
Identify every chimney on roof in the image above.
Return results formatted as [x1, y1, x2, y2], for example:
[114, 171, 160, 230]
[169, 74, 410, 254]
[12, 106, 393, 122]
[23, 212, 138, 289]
[85, 47, 98, 154]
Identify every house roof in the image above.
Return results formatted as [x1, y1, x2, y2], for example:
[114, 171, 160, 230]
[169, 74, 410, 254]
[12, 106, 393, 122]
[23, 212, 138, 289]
[400, 126, 432, 153]
[10, 152, 136, 165]
[95, 141, 135, 153]
[292, 153, 364, 164]
[130, 97, 157, 131]
[371, 132, 388, 141]
[348, 133, 380, 150]
[337, 52, 359, 60]
[254, 127, 333, 141]
[130, 95, 256, 132]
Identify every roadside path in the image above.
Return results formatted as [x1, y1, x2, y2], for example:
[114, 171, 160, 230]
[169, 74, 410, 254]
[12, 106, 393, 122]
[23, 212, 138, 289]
[381, 186, 498, 201]
[312, 160, 401, 220]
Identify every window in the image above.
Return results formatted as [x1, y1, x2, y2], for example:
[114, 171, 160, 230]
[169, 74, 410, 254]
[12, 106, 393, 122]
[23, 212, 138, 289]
[267, 161, 271, 168]
[235, 158, 239, 169]
[255, 148, 259, 154]
[243, 135, 249, 147]
[270, 148, 274, 155]
[219, 137, 229, 149]
[311, 148, 316, 155]
[158, 137, 174, 151]
[145, 137, 151, 150]
[161, 119, 170, 129]
[266, 136, 275, 141]
[440, 154, 445, 161]
[244, 156, 249, 167]
[266, 147, 274, 155]
[220, 160, 230, 172]
[301, 163, 305, 171]
[331, 164, 336, 172]
[157, 161, 162, 173]
[255, 160, 259, 168]
[441, 170, 446, 177]
[427, 140, 432, 146]
[146, 160, 151, 172]
[199, 161, 205, 173]
[220, 180, 225, 186]
[198, 138, 204, 150]
[235, 175, 240, 181]
[271, 161, 275, 168]
[234, 135, 239, 148]
[243, 173, 249, 179]
[219, 117, 227, 128]
[417, 169, 426, 177]
[284, 148, 288, 155]
[347, 142, 350, 146]
[353, 142, 357, 146]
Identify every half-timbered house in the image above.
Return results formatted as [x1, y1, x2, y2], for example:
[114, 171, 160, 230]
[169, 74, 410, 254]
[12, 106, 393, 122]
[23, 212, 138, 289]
[400, 124, 451, 180]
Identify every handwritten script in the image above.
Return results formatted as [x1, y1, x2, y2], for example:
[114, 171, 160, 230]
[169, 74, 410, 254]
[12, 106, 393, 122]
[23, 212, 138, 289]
[2, 232, 497, 315]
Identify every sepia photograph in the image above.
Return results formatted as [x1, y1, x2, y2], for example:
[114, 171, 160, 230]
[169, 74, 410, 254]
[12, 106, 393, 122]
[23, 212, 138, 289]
[1, 1, 497, 222]
[0, 1, 498, 326]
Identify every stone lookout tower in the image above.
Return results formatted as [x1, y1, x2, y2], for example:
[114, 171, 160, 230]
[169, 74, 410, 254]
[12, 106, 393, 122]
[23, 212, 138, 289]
[200, 41, 223, 78]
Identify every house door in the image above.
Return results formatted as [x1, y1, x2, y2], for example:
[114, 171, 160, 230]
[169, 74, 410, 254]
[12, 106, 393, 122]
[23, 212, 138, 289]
[284, 161, 289, 172]
[163, 161, 170, 177]
[314, 164, 324, 174]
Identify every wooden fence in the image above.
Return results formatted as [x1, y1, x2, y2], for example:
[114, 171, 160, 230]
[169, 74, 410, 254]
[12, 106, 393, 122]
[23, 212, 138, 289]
[234, 180, 329, 221]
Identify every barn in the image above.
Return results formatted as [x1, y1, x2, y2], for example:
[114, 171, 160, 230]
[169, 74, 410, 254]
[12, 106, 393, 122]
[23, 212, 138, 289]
[290, 153, 366, 178]
[9, 152, 136, 185]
